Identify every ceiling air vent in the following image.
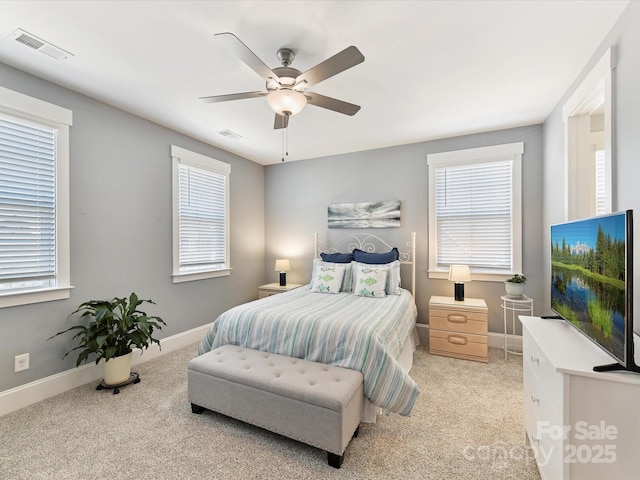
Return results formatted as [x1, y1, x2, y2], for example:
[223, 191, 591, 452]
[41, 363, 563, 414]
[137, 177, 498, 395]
[218, 129, 242, 140]
[8, 29, 74, 61]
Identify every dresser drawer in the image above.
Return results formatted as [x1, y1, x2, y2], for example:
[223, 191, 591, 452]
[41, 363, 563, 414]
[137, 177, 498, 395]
[429, 329, 488, 362]
[523, 364, 561, 438]
[524, 369, 565, 480]
[526, 423, 564, 480]
[523, 333, 563, 417]
[429, 308, 487, 335]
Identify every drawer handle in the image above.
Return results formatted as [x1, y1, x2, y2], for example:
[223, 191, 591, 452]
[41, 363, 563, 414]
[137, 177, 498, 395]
[530, 354, 540, 364]
[447, 335, 468, 345]
[447, 314, 468, 324]
[530, 394, 540, 405]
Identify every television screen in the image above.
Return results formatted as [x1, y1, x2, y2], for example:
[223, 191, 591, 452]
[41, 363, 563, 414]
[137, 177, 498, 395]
[551, 211, 630, 366]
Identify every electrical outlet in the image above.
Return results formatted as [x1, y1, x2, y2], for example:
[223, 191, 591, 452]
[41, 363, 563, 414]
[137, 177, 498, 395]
[15, 353, 29, 373]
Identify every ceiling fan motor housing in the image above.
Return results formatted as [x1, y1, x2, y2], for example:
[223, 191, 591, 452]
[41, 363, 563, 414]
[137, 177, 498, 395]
[267, 67, 304, 91]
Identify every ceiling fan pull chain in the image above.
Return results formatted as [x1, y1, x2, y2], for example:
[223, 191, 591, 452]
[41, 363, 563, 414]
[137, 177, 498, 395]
[281, 117, 290, 162]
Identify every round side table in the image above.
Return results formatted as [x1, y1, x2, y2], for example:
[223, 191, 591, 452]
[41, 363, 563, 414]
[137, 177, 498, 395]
[501, 295, 533, 359]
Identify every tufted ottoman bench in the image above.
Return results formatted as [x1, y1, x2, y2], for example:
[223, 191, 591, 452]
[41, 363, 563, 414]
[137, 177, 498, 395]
[188, 345, 364, 468]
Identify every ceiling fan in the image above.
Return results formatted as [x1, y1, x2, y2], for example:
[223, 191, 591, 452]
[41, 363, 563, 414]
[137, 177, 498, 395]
[200, 33, 365, 129]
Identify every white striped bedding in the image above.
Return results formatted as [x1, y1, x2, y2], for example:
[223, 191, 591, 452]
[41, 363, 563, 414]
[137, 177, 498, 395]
[197, 285, 420, 416]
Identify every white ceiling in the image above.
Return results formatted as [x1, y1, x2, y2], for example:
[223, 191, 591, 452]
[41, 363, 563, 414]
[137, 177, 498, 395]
[0, 1, 630, 165]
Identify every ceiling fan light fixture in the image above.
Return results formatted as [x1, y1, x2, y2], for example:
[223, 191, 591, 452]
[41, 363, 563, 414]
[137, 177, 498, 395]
[267, 89, 307, 116]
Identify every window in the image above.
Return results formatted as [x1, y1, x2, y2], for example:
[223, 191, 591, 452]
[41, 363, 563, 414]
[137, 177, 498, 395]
[0, 86, 72, 308]
[427, 142, 523, 281]
[563, 46, 614, 220]
[171, 145, 230, 283]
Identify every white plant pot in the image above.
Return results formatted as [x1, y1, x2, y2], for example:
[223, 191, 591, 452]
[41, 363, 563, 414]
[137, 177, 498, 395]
[505, 282, 525, 298]
[103, 352, 133, 386]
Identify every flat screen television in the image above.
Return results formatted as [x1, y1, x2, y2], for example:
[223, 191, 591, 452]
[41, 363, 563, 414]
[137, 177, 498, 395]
[550, 210, 639, 373]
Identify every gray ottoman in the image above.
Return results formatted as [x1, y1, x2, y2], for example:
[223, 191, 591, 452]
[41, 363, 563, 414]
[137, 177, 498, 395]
[188, 345, 364, 468]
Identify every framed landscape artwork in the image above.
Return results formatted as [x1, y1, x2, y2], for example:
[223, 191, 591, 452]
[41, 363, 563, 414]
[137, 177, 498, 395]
[328, 200, 401, 228]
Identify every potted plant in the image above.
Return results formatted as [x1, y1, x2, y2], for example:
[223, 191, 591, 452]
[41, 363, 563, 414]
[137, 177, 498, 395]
[49, 292, 166, 386]
[505, 274, 527, 298]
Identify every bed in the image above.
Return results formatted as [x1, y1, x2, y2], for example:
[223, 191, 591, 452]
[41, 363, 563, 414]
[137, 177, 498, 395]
[196, 232, 420, 421]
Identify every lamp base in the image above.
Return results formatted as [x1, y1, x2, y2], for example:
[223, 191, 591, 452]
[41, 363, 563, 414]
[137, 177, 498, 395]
[454, 283, 465, 301]
[279, 272, 287, 287]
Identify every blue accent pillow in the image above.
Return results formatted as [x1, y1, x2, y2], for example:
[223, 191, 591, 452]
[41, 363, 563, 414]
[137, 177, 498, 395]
[353, 247, 399, 265]
[320, 252, 354, 263]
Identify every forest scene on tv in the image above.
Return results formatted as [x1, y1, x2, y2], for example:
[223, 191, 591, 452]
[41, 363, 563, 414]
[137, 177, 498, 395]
[551, 214, 626, 361]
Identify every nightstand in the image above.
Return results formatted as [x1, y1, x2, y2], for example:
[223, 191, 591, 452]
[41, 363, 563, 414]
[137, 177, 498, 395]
[258, 283, 303, 298]
[429, 296, 488, 363]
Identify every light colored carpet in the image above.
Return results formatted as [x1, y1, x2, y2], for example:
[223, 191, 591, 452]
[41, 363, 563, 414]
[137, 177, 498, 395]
[0, 344, 541, 479]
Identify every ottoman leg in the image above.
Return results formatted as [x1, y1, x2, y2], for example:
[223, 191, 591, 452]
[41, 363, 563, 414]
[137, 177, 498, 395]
[191, 403, 205, 414]
[328, 452, 344, 469]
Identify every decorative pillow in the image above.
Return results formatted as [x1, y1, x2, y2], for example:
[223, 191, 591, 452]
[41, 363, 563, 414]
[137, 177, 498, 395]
[320, 252, 354, 263]
[353, 247, 399, 265]
[311, 263, 346, 294]
[354, 265, 388, 298]
[312, 258, 354, 292]
[351, 260, 401, 295]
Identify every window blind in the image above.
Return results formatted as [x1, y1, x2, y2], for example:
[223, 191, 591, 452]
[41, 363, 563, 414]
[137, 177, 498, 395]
[434, 160, 512, 270]
[177, 162, 226, 272]
[595, 149, 606, 216]
[0, 113, 56, 283]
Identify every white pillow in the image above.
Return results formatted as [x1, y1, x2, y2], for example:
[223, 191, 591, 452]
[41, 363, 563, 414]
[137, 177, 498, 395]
[311, 258, 354, 292]
[351, 260, 401, 295]
[311, 263, 346, 294]
[354, 264, 388, 298]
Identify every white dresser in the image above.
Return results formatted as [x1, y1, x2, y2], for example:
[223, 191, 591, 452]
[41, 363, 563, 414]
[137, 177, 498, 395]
[521, 316, 640, 479]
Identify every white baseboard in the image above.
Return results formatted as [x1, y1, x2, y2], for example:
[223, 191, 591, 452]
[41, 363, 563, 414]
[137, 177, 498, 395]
[415, 323, 523, 352]
[2, 323, 523, 417]
[0, 324, 210, 417]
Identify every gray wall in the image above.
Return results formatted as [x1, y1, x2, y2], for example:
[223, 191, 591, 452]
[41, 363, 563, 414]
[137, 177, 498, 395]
[0, 63, 265, 392]
[264, 125, 544, 333]
[543, 1, 640, 330]
[16, 0, 639, 392]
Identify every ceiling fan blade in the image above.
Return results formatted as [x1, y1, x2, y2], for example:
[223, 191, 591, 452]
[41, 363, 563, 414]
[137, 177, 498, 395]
[296, 46, 364, 87]
[306, 92, 361, 116]
[199, 91, 267, 104]
[274, 114, 289, 130]
[215, 32, 280, 82]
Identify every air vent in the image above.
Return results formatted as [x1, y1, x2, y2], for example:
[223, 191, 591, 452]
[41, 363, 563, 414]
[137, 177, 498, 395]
[8, 29, 74, 61]
[218, 129, 242, 140]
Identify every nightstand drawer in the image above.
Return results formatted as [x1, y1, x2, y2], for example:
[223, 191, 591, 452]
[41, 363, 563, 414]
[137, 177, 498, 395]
[258, 283, 302, 298]
[429, 309, 487, 335]
[259, 291, 277, 299]
[429, 330, 488, 362]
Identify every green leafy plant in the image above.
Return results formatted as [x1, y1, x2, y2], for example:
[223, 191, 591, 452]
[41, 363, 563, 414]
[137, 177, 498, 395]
[49, 292, 166, 367]
[506, 274, 527, 283]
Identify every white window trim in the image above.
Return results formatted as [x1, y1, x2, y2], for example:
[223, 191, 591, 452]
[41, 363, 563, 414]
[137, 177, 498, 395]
[0, 86, 73, 308]
[427, 142, 523, 281]
[171, 145, 231, 283]
[563, 46, 615, 220]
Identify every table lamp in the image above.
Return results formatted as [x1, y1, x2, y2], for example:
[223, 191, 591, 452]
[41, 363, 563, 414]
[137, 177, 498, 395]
[275, 259, 290, 286]
[449, 264, 471, 301]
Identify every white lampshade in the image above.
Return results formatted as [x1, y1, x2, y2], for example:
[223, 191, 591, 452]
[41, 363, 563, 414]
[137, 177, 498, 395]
[267, 89, 307, 116]
[275, 259, 291, 272]
[448, 264, 471, 282]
